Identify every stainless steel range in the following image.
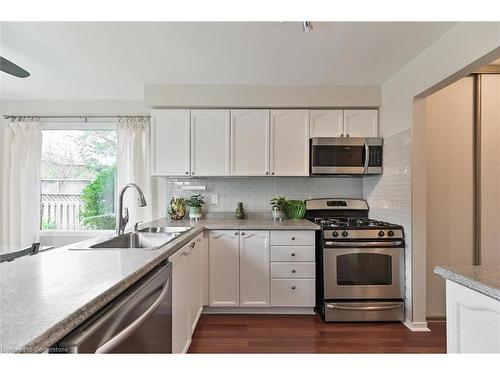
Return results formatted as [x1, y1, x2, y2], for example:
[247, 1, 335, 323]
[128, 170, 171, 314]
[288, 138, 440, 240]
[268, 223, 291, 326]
[305, 198, 405, 322]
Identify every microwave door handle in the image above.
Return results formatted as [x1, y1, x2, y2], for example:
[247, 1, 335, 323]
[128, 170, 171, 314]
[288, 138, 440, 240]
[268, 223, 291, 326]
[95, 277, 170, 354]
[363, 140, 369, 173]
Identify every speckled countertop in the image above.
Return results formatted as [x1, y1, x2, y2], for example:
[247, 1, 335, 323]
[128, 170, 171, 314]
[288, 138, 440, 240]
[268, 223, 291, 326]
[434, 265, 500, 301]
[0, 216, 318, 353]
[147, 216, 320, 231]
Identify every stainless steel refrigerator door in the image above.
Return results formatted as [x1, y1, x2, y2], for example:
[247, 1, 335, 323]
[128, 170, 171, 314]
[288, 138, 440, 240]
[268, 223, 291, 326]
[58, 263, 172, 353]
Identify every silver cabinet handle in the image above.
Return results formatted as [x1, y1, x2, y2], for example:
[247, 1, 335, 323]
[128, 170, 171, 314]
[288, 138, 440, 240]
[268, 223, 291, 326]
[325, 303, 402, 312]
[291, 285, 296, 290]
[95, 277, 170, 353]
[363, 139, 369, 173]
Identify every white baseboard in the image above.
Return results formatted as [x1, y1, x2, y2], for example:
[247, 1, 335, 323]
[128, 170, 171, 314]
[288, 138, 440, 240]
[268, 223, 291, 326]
[203, 306, 315, 315]
[403, 320, 431, 332]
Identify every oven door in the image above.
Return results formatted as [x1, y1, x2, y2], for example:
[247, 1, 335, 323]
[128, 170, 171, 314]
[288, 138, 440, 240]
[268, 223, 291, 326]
[323, 247, 404, 299]
[310, 137, 383, 175]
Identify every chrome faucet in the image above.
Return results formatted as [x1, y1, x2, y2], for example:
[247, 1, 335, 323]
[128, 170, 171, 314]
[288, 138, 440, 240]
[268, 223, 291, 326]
[117, 183, 147, 235]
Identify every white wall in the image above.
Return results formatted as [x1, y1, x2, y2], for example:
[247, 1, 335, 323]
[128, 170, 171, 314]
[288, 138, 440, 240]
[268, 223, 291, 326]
[145, 84, 381, 108]
[0, 99, 166, 248]
[379, 21, 500, 328]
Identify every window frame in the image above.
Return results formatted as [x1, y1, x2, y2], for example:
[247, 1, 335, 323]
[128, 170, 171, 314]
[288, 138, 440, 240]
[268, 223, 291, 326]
[39, 120, 118, 236]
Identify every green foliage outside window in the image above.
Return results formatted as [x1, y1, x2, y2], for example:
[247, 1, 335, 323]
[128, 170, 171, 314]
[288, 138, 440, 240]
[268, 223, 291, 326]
[80, 166, 117, 230]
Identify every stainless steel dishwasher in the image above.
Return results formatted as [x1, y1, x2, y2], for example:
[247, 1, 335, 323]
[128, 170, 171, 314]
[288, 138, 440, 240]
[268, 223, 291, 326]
[58, 262, 172, 353]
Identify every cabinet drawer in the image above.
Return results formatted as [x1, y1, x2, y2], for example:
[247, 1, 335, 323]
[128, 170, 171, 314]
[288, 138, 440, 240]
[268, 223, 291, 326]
[271, 262, 315, 278]
[270, 246, 315, 262]
[271, 279, 315, 307]
[270, 230, 315, 246]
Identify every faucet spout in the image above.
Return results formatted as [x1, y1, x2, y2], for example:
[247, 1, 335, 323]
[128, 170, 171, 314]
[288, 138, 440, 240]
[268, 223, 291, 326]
[117, 183, 147, 235]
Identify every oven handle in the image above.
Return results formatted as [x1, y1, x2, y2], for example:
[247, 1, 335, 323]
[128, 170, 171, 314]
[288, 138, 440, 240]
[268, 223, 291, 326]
[324, 240, 404, 247]
[326, 303, 402, 311]
[363, 139, 369, 173]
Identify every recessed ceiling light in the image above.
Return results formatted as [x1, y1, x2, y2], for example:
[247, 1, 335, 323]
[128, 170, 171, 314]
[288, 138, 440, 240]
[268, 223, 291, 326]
[302, 21, 313, 34]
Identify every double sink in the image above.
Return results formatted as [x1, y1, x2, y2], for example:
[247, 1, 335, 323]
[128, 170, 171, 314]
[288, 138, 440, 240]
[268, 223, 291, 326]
[72, 226, 193, 250]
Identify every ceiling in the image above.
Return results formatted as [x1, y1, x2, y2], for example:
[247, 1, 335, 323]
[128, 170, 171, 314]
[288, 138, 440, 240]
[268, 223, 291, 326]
[0, 22, 454, 99]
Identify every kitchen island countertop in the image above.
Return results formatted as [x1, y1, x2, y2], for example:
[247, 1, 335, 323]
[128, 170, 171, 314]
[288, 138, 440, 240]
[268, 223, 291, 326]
[434, 265, 500, 301]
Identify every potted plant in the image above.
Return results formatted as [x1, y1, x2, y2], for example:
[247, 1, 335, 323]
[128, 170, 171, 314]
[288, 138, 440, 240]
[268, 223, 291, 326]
[270, 196, 288, 221]
[285, 200, 306, 219]
[185, 194, 205, 220]
[167, 196, 186, 220]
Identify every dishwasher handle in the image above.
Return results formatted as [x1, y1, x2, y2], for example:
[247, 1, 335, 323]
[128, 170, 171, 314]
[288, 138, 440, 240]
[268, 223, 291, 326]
[95, 277, 170, 354]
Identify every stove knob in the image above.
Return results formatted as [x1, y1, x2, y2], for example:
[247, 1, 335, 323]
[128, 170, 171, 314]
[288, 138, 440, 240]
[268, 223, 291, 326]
[387, 230, 395, 237]
[378, 231, 385, 237]
[341, 231, 348, 237]
[332, 231, 339, 238]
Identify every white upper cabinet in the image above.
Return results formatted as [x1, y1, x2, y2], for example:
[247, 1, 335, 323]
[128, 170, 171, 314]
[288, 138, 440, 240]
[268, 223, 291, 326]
[230, 110, 270, 176]
[191, 110, 230, 176]
[208, 230, 240, 307]
[151, 109, 191, 176]
[270, 110, 310, 176]
[239, 231, 270, 307]
[309, 109, 344, 138]
[343, 109, 378, 137]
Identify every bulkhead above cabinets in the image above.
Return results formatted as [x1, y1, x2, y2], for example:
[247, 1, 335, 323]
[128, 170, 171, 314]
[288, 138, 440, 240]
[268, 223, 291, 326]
[150, 108, 378, 177]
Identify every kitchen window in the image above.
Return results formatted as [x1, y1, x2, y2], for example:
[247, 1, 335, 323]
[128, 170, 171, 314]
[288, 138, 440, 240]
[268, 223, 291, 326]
[40, 123, 118, 232]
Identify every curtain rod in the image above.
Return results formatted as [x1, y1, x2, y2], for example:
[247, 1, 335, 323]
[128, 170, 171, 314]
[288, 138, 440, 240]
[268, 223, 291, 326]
[3, 115, 151, 120]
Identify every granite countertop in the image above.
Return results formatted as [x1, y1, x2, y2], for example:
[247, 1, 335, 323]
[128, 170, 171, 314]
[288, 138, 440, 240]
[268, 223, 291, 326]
[146, 216, 320, 231]
[434, 265, 500, 301]
[0, 216, 318, 353]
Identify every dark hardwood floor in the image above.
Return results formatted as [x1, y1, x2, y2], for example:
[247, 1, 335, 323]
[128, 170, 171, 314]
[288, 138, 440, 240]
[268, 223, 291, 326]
[188, 314, 446, 353]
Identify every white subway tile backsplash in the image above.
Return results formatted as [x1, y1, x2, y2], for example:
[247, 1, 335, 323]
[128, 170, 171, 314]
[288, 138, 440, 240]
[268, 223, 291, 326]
[363, 128, 412, 321]
[165, 176, 363, 214]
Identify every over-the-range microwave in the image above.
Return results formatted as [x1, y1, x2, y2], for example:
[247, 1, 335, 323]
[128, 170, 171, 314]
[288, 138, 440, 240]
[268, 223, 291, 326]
[310, 137, 383, 175]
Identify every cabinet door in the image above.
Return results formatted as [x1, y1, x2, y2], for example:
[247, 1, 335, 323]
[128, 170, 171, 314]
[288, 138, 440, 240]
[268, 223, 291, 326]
[270, 110, 310, 176]
[189, 234, 203, 333]
[309, 110, 344, 138]
[343, 109, 378, 137]
[230, 110, 270, 176]
[191, 110, 230, 176]
[208, 230, 240, 306]
[151, 109, 191, 176]
[170, 242, 192, 353]
[239, 230, 270, 307]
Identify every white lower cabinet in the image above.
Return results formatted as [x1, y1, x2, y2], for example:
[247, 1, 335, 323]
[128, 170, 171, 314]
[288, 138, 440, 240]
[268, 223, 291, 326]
[239, 231, 270, 307]
[208, 230, 240, 307]
[169, 233, 204, 353]
[270, 279, 315, 307]
[445, 279, 500, 353]
[208, 229, 316, 310]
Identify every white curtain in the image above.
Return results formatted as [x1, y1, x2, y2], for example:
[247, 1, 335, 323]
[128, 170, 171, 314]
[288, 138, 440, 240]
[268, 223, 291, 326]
[117, 118, 153, 230]
[1, 121, 42, 247]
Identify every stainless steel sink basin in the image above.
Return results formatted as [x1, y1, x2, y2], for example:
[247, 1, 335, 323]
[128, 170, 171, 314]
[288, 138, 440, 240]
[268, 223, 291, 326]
[89, 232, 180, 249]
[71, 227, 192, 250]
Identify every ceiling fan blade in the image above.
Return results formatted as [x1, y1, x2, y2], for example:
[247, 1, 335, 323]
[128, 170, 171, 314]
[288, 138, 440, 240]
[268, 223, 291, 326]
[0, 56, 30, 78]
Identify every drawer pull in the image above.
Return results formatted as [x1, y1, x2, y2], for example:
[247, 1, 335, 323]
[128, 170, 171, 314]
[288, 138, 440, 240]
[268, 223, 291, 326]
[291, 285, 296, 290]
[234, 232, 239, 235]
[291, 252, 296, 257]
[291, 236, 296, 240]
[291, 269, 296, 273]
[241, 232, 246, 235]
[189, 242, 195, 248]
